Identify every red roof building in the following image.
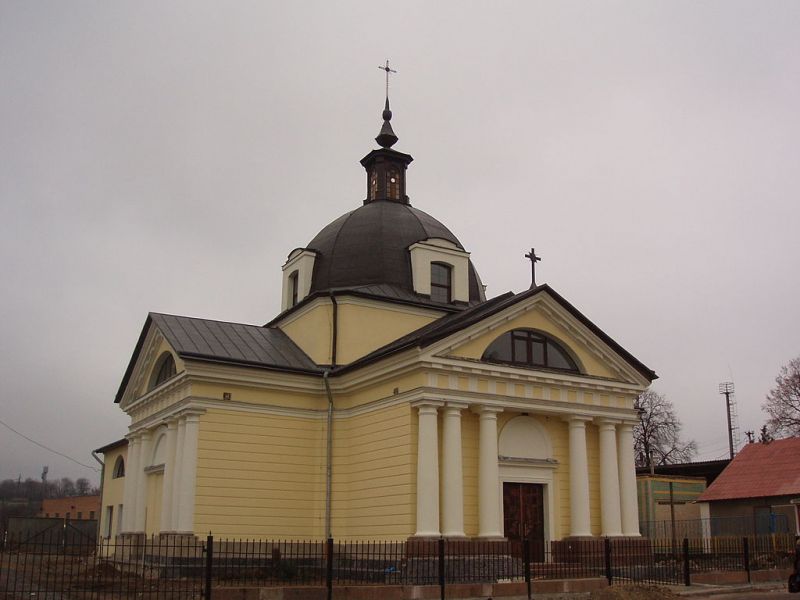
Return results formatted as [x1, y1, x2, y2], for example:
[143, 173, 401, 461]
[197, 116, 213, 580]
[696, 438, 800, 535]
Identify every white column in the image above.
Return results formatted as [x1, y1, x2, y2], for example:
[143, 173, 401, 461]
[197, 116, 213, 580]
[413, 401, 442, 537]
[476, 406, 503, 538]
[160, 419, 178, 532]
[441, 402, 467, 537]
[121, 435, 140, 533]
[170, 417, 186, 530]
[133, 430, 152, 532]
[617, 422, 641, 536]
[598, 419, 623, 537]
[177, 413, 200, 533]
[566, 416, 592, 537]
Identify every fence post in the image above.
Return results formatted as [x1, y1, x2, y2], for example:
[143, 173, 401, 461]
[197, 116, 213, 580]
[438, 537, 445, 600]
[682, 537, 690, 586]
[523, 536, 532, 600]
[326, 538, 334, 600]
[743, 537, 751, 583]
[205, 534, 213, 600]
[604, 537, 612, 585]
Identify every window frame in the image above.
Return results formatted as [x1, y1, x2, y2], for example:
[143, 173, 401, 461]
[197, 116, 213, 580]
[430, 262, 452, 303]
[482, 329, 579, 373]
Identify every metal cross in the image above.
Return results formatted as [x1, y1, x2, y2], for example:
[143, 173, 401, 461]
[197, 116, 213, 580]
[378, 60, 397, 99]
[525, 248, 542, 288]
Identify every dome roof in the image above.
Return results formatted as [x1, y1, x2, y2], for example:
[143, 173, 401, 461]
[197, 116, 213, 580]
[307, 200, 484, 304]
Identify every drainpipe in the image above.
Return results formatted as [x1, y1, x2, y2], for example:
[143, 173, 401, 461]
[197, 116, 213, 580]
[323, 370, 334, 539]
[91, 451, 104, 542]
[323, 294, 338, 539]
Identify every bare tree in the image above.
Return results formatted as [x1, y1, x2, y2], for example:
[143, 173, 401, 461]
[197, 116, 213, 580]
[763, 356, 800, 438]
[75, 478, 90, 495]
[634, 389, 697, 468]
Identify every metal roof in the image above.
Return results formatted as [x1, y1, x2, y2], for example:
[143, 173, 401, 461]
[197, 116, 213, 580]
[306, 199, 484, 302]
[114, 314, 321, 402]
[150, 313, 320, 373]
[697, 438, 800, 502]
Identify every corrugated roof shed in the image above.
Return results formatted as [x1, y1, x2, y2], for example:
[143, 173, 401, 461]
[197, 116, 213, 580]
[696, 437, 800, 502]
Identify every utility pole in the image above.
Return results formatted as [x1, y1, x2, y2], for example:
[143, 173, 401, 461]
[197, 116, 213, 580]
[718, 382, 737, 460]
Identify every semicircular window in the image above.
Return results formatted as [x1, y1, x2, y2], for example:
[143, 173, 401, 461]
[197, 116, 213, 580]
[482, 329, 579, 373]
[149, 352, 177, 391]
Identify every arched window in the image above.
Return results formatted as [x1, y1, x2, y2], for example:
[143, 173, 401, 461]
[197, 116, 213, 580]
[482, 329, 579, 372]
[430, 262, 452, 303]
[386, 169, 400, 200]
[112, 456, 125, 478]
[289, 271, 299, 307]
[149, 352, 177, 391]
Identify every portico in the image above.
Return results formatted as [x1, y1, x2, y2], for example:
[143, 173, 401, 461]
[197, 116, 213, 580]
[413, 397, 642, 541]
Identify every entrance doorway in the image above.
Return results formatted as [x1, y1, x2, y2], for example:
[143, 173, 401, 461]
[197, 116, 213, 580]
[503, 482, 545, 561]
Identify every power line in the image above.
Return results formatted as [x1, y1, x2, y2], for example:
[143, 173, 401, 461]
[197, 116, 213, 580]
[0, 416, 98, 472]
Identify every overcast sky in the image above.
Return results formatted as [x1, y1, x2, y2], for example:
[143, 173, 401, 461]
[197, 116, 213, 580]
[1, 1, 799, 485]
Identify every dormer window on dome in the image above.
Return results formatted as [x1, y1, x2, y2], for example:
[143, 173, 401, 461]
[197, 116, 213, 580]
[482, 329, 580, 373]
[409, 238, 471, 303]
[281, 248, 317, 311]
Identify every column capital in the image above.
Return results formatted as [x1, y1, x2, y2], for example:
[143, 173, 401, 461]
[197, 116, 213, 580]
[411, 399, 444, 410]
[596, 418, 622, 429]
[444, 401, 469, 412]
[471, 404, 503, 416]
[564, 415, 593, 425]
[618, 420, 637, 431]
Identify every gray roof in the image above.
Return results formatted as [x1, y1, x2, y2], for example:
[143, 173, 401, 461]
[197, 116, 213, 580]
[306, 200, 484, 302]
[115, 313, 320, 402]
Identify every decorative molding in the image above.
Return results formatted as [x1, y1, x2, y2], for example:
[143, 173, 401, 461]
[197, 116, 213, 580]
[498, 456, 559, 468]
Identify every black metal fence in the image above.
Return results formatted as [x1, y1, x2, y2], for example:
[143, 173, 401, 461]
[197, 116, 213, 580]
[1, 529, 796, 600]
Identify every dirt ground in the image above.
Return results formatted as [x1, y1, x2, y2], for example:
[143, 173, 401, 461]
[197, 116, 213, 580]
[589, 584, 679, 599]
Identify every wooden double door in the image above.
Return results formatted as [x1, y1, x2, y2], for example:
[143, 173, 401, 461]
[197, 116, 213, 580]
[503, 482, 545, 561]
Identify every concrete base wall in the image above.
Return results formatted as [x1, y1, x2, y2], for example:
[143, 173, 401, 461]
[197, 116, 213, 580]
[212, 578, 608, 600]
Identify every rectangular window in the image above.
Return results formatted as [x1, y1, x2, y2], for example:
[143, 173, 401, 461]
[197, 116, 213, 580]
[66, 512, 71, 521]
[89, 511, 95, 520]
[77, 511, 83, 519]
[105, 506, 114, 538]
[117, 504, 124, 535]
[430, 263, 452, 303]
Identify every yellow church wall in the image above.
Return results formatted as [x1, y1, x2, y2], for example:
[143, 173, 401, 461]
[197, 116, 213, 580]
[99, 445, 127, 539]
[335, 303, 437, 365]
[331, 403, 415, 540]
[145, 473, 163, 536]
[450, 310, 619, 380]
[334, 371, 425, 410]
[279, 302, 334, 365]
[585, 424, 602, 536]
[190, 382, 326, 411]
[461, 411, 479, 536]
[193, 408, 326, 539]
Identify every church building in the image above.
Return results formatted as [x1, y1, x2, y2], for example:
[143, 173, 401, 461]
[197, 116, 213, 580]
[97, 94, 656, 545]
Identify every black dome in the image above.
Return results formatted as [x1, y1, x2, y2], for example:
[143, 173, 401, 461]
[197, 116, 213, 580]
[307, 200, 484, 304]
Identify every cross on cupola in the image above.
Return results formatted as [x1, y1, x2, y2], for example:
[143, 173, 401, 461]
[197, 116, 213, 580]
[525, 248, 542, 289]
[360, 60, 414, 205]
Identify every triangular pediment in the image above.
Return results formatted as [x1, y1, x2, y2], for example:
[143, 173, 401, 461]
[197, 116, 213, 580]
[116, 317, 185, 408]
[420, 289, 653, 387]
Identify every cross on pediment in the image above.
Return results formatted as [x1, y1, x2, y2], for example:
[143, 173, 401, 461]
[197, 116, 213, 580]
[525, 248, 542, 288]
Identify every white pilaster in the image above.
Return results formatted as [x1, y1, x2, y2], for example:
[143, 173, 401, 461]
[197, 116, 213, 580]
[133, 430, 151, 532]
[475, 405, 503, 538]
[597, 419, 623, 536]
[177, 413, 200, 533]
[121, 435, 139, 533]
[566, 416, 592, 537]
[171, 417, 186, 530]
[441, 402, 467, 537]
[617, 422, 641, 536]
[160, 419, 178, 532]
[413, 401, 442, 537]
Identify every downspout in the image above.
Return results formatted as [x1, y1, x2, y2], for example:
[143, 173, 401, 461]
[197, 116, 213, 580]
[91, 451, 105, 542]
[324, 294, 338, 540]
